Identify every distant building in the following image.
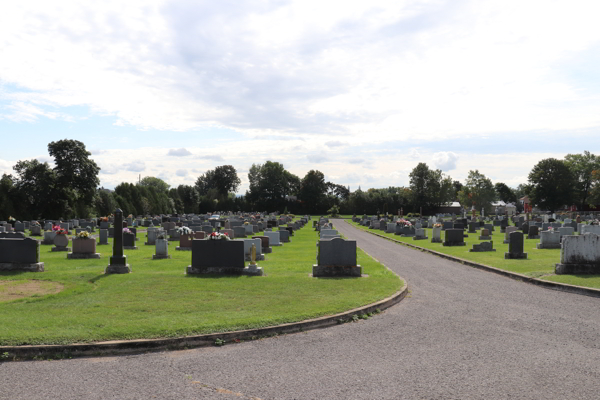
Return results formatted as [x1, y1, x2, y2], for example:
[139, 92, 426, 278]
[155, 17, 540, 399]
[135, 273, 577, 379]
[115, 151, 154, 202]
[437, 201, 462, 214]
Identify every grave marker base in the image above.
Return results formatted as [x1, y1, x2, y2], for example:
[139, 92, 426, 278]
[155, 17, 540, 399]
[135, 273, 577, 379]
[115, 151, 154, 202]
[152, 254, 171, 259]
[312, 265, 362, 277]
[105, 264, 131, 274]
[175, 246, 192, 251]
[67, 253, 101, 259]
[555, 263, 600, 275]
[536, 243, 561, 249]
[123, 246, 138, 250]
[0, 262, 44, 272]
[186, 265, 263, 276]
[504, 252, 528, 259]
[51, 247, 71, 252]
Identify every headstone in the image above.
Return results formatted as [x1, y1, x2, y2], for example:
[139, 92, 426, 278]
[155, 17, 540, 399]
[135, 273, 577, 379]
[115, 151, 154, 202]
[479, 228, 491, 240]
[262, 231, 281, 247]
[470, 241, 496, 252]
[503, 226, 517, 244]
[313, 238, 361, 277]
[105, 209, 130, 274]
[536, 230, 561, 249]
[244, 238, 265, 261]
[443, 229, 465, 246]
[278, 229, 291, 243]
[431, 226, 442, 243]
[505, 231, 527, 259]
[555, 233, 600, 274]
[413, 228, 428, 240]
[187, 239, 262, 275]
[527, 225, 540, 240]
[0, 237, 45, 272]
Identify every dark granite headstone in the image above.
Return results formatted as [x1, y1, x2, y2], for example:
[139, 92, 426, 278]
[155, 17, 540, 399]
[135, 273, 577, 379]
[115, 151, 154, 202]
[443, 229, 466, 246]
[106, 208, 130, 273]
[505, 231, 527, 259]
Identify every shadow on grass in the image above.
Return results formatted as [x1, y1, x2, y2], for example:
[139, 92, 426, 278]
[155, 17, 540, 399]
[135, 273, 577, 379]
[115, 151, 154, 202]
[0, 270, 29, 277]
[184, 273, 247, 279]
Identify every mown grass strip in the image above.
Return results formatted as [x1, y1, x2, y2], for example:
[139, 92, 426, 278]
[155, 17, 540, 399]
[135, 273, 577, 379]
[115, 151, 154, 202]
[0, 223, 402, 346]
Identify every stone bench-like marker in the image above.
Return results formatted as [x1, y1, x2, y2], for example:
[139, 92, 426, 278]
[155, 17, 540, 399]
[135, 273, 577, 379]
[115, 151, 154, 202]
[469, 241, 496, 252]
[0, 237, 45, 272]
[536, 230, 561, 249]
[555, 233, 600, 274]
[479, 228, 491, 240]
[442, 229, 465, 247]
[67, 237, 101, 259]
[313, 238, 361, 277]
[413, 228, 427, 240]
[505, 231, 527, 259]
[187, 239, 263, 276]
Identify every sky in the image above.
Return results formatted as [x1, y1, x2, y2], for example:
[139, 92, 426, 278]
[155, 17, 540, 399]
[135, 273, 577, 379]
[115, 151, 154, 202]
[1, 0, 600, 194]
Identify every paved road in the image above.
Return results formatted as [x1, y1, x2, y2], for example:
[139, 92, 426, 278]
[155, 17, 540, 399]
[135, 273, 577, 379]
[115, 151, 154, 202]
[2, 220, 600, 399]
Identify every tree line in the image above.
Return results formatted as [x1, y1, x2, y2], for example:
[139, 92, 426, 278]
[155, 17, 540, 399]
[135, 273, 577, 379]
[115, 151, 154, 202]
[1, 139, 599, 220]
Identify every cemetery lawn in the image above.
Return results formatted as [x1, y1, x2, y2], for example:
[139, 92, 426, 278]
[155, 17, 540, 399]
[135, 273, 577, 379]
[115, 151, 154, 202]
[349, 221, 600, 290]
[0, 226, 402, 346]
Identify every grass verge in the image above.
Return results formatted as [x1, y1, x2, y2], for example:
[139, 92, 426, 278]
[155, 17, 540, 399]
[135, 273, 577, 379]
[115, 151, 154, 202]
[0, 223, 402, 346]
[348, 220, 600, 289]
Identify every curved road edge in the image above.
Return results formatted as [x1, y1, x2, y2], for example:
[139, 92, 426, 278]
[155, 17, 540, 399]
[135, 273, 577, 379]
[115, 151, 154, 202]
[345, 220, 600, 298]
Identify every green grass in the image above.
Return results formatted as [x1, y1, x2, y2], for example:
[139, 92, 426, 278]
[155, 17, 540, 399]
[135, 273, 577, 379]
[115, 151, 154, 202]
[348, 220, 600, 289]
[0, 224, 402, 346]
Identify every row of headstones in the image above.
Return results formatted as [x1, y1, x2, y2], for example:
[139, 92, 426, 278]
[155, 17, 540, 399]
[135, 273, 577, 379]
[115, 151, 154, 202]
[314, 220, 361, 277]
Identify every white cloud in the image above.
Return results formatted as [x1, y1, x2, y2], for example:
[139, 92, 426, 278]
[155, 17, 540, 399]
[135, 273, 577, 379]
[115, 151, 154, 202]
[307, 153, 330, 163]
[167, 148, 192, 157]
[325, 141, 346, 148]
[175, 169, 188, 177]
[122, 160, 146, 172]
[432, 152, 459, 171]
[196, 155, 224, 161]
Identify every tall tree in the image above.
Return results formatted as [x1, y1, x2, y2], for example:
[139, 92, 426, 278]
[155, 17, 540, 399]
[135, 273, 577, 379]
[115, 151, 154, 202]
[528, 158, 574, 212]
[409, 163, 454, 212]
[195, 165, 241, 197]
[138, 176, 170, 193]
[0, 174, 18, 221]
[299, 170, 328, 214]
[12, 160, 65, 219]
[494, 182, 517, 203]
[246, 161, 299, 211]
[564, 151, 600, 209]
[457, 170, 496, 213]
[48, 139, 100, 217]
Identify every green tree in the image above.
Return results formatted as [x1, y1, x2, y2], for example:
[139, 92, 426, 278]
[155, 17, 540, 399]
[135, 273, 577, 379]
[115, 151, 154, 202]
[299, 170, 328, 214]
[176, 185, 200, 213]
[246, 161, 299, 211]
[138, 176, 170, 193]
[94, 189, 117, 217]
[48, 139, 100, 217]
[0, 174, 18, 221]
[457, 170, 496, 213]
[494, 182, 517, 203]
[528, 158, 574, 212]
[12, 160, 65, 219]
[564, 151, 600, 209]
[409, 163, 454, 213]
[195, 165, 241, 198]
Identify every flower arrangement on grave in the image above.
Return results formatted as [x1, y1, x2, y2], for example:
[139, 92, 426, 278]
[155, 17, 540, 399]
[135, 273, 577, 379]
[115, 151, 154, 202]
[31, 221, 40, 227]
[123, 228, 131, 234]
[244, 221, 249, 225]
[156, 232, 166, 240]
[100, 217, 108, 222]
[177, 226, 193, 235]
[396, 219, 412, 227]
[8, 216, 15, 223]
[547, 227, 554, 231]
[433, 223, 442, 228]
[208, 232, 230, 241]
[77, 231, 91, 239]
[55, 228, 68, 235]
